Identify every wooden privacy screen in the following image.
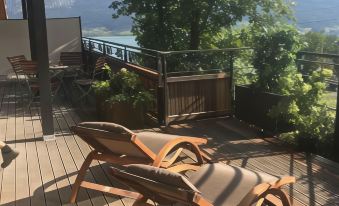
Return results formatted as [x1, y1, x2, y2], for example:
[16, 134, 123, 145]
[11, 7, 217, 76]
[166, 73, 232, 122]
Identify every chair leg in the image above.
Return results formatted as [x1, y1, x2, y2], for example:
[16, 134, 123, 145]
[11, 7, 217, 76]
[73, 84, 90, 103]
[69, 150, 97, 203]
[132, 197, 152, 206]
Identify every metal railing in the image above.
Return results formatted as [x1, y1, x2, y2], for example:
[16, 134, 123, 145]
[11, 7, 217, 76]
[81, 37, 251, 125]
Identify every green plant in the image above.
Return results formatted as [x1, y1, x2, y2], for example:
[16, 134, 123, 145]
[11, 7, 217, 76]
[92, 68, 154, 108]
[251, 24, 303, 94]
[270, 68, 335, 153]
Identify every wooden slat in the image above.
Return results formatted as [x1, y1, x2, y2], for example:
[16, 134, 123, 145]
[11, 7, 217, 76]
[15, 83, 31, 206]
[167, 75, 232, 120]
[51, 108, 93, 206]
[24, 101, 46, 206]
[29, 104, 61, 206]
[0, 81, 8, 202]
[57, 103, 130, 206]
[52, 107, 109, 206]
[60, 103, 138, 206]
[1, 81, 16, 206]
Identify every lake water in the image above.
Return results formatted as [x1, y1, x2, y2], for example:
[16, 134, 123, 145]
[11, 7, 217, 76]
[94, 36, 137, 47]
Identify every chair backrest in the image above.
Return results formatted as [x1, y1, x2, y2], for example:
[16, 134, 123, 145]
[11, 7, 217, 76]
[59, 52, 82, 66]
[91, 56, 107, 79]
[71, 122, 151, 159]
[7, 55, 27, 74]
[20, 60, 38, 74]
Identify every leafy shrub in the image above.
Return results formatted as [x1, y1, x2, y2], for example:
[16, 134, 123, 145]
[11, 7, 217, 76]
[270, 68, 335, 153]
[92, 68, 154, 108]
[252, 24, 303, 94]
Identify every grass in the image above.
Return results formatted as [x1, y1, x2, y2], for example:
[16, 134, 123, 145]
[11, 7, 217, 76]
[323, 91, 337, 108]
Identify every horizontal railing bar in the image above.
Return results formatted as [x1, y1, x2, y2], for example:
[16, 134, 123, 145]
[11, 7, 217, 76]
[128, 51, 157, 59]
[167, 69, 227, 75]
[83, 37, 161, 54]
[297, 59, 339, 67]
[299, 51, 339, 59]
[83, 37, 252, 55]
[163, 47, 252, 55]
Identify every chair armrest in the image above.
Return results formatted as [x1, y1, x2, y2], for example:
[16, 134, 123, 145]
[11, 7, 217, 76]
[151, 137, 205, 168]
[239, 176, 296, 206]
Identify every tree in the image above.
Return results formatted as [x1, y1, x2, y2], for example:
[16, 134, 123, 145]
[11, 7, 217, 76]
[110, 0, 294, 50]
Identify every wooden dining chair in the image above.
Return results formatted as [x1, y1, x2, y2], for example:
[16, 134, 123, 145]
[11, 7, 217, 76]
[59, 52, 84, 78]
[72, 56, 107, 102]
[7, 55, 36, 81]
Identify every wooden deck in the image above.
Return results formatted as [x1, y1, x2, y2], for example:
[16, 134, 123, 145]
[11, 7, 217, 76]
[0, 80, 339, 206]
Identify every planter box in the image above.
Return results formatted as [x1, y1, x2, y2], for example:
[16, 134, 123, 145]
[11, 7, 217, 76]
[96, 96, 145, 129]
[235, 85, 291, 133]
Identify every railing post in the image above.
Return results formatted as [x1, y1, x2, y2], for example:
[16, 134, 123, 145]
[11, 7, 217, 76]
[103, 43, 106, 55]
[157, 53, 165, 125]
[296, 52, 304, 72]
[334, 68, 339, 161]
[163, 54, 169, 125]
[88, 40, 93, 68]
[229, 51, 235, 108]
[124, 46, 128, 62]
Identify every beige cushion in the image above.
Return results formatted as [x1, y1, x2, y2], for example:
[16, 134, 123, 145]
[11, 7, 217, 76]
[188, 163, 279, 206]
[136, 132, 179, 154]
[126, 164, 199, 192]
[112, 164, 200, 204]
[78, 122, 134, 135]
[76, 123, 181, 159]
[75, 122, 147, 157]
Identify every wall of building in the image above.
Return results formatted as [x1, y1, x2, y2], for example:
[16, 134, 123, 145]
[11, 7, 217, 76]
[0, 17, 82, 76]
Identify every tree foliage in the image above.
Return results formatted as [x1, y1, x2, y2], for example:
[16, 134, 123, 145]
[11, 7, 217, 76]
[251, 24, 303, 93]
[110, 0, 294, 50]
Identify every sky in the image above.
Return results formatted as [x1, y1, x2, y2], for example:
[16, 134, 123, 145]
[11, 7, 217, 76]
[5, 0, 339, 36]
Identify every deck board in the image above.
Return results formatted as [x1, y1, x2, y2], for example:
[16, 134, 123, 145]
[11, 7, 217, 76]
[0, 80, 338, 206]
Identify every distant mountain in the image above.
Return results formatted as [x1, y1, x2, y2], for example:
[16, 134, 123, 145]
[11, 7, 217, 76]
[295, 0, 339, 35]
[5, 0, 339, 36]
[6, 0, 132, 36]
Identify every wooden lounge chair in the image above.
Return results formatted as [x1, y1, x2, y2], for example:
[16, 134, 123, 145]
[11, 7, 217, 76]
[70, 122, 210, 203]
[111, 163, 296, 206]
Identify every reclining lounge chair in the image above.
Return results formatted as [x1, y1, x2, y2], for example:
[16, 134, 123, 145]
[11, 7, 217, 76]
[70, 122, 210, 203]
[111, 163, 296, 206]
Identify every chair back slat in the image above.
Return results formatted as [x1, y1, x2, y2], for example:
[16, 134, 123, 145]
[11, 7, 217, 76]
[59, 52, 82, 66]
[7, 55, 27, 73]
[20, 60, 38, 74]
[95, 56, 107, 71]
[91, 56, 107, 79]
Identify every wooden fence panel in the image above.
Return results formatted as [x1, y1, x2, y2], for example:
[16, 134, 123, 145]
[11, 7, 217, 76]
[166, 73, 232, 122]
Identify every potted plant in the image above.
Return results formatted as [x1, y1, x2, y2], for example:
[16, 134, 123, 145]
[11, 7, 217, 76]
[235, 24, 303, 132]
[92, 67, 154, 129]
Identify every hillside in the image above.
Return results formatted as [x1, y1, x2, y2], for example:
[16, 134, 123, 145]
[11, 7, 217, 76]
[295, 0, 339, 35]
[5, 0, 339, 36]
